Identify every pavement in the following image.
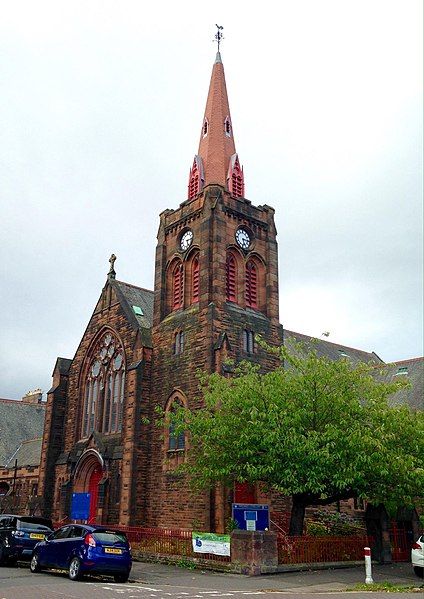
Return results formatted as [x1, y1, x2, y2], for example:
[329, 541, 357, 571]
[129, 561, 421, 593]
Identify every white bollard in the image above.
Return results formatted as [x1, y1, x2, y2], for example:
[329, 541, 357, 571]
[364, 546, 374, 584]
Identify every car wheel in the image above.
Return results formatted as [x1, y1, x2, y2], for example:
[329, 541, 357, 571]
[413, 566, 424, 578]
[114, 572, 129, 583]
[30, 553, 41, 573]
[68, 557, 82, 581]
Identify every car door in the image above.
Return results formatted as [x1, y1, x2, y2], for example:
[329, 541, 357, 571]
[64, 526, 85, 564]
[43, 526, 72, 567]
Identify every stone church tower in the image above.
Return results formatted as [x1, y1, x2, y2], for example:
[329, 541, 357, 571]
[147, 51, 281, 531]
[37, 51, 281, 531]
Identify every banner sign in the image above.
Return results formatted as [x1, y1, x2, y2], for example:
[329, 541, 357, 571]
[192, 532, 230, 556]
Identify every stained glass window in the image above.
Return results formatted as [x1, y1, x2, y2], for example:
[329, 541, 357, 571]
[82, 331, 125, 437]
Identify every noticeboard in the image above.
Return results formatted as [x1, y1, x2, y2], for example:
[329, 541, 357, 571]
[232, 503, 270, 531]
[71, 492, 90, 520]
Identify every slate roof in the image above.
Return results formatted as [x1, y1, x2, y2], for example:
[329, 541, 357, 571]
[0, 399, 46, 466]
[111, 280, 154, 347]
[379, 357, 424, 411]
[4, 437, 42, 468]
[55, 357, 72, 376]
[282, 330, 422, 412]
[283, 329, 384, 365]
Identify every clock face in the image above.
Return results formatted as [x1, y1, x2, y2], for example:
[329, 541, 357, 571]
[180, 229, 193, 251]
[235, 227, 251, 250]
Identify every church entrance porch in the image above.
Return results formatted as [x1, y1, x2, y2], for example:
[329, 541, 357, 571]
[73, 449, 105, 524]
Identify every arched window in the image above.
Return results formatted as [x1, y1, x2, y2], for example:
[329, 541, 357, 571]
[228, 154, 244, 198]
[188, 159, 199, 200]
[174, 331, 185, 355]
[172, 261, 184, 310]
[243, 329, 255, 354]
[226, 253, 237, 302]
[166, 398, 186, 451]
[191, 254, 199, 303]
[82, 331, 125, 437]
[245, 260, 258, 308]
[232, 173, 243, 197]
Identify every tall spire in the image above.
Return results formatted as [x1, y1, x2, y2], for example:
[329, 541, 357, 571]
[187, 47, 244, 200]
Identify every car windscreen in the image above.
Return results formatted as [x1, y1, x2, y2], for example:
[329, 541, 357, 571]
[92, 531, 128, 545]
[17, 520, 52, 531]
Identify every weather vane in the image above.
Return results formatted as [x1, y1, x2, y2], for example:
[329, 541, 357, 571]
[214, 25, 224, 52]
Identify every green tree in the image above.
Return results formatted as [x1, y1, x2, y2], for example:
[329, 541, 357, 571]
[167, 342, 424, 535]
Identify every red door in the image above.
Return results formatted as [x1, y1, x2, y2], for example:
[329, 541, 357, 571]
[88, 467, 102, 523]
[234, 482, 256, 503]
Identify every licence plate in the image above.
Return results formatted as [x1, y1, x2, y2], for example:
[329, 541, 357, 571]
[105, 547, 122, 554]
[30, 533, 45, 540]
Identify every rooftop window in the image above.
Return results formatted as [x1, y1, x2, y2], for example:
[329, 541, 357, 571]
[132, 305, 144, 316]
[395, 366, 408, 375]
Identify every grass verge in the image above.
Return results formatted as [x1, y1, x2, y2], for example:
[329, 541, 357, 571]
[347, 582, 424, 593]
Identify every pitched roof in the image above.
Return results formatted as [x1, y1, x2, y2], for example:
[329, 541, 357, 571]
[379, 357, 424, 411]
[111, 279, 154, 347]
[283, 329, 384, 365]
[4, 437, 42, 468]
[282, 330, 422, 412]
[0, 399, 46, 466]
[56, 357, 72, 376]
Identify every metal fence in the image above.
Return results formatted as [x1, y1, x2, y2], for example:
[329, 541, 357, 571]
[277, 535, 370, 564]
[104, 524, 231, 564]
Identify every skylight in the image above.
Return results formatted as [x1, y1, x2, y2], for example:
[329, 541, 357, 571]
[132, 305, 144, 316]
[395, 366, 408, 375]
[338, 349, 349, 357]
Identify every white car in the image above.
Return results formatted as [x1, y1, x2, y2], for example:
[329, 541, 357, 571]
[411, 535, 424, 578]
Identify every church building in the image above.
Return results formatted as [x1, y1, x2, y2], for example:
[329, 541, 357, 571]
[36, 50, 421, 533]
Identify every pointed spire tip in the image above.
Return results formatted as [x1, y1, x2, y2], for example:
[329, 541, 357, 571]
[215, 51, 222, 64]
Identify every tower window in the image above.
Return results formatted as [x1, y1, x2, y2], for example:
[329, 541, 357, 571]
[203, 119, 209, 137]
[245, 260, 258, 308]
[232, 173, 244, 197]
[187, 156, 204, 201]
[166, 397, 186, 454]
[226, 253, 237, 302]
[188, 161, 199, 200]
[191, 254, 199, 303]
[172, 262, 184, 310]
[228, 154, 244, 198]
[243, 330, 255, 354]
[174, 331, 185, 355]
[224, 116, 231, 137]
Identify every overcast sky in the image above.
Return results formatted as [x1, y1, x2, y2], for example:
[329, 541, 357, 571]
[0, 0, 422, 400]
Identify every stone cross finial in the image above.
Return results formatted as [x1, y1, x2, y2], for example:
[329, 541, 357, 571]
[108, 254, 117, 279]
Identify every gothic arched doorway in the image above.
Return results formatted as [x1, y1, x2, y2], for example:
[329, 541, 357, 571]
[88, 466, 102, 522]
[73, 450, 105, 523]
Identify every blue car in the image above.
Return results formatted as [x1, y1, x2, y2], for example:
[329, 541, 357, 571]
[30, 524, 132, 582]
